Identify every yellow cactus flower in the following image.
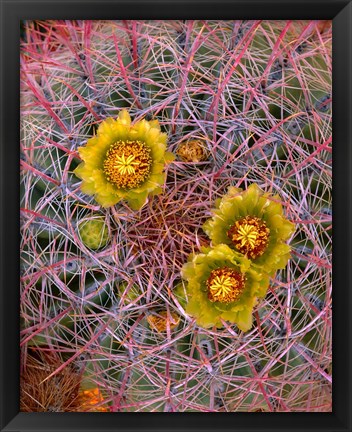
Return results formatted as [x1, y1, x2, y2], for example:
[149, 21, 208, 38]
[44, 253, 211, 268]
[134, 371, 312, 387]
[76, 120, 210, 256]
[74, 110, 174, 210]
[202, 184, 295, 275]
[181, 244, 270, 332]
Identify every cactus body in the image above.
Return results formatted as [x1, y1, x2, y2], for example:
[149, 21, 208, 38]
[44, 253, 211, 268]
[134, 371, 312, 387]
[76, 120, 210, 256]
[21, 20, 331, 412]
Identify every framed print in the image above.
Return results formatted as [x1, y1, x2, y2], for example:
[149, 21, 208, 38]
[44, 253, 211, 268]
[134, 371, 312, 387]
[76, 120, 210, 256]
[1, 1, 351, 431]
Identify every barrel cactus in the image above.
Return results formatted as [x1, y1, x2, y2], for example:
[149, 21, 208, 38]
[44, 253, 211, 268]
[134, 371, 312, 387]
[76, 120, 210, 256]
[20, 20, 332, 412]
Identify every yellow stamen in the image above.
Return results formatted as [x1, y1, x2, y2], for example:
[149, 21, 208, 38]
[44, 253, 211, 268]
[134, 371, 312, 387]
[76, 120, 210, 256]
[237, 224, 259, 248]
[207, 267, 246, 303]
[228, 216, 270, 259]
[114, 153, 140, 175]
[103, 140, 152, 189]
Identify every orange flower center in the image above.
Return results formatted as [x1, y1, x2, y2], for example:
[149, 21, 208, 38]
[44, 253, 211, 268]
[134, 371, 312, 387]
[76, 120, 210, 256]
[227, 216, 270, 259]
[206, 267, 246, 303]
[103, 140, 152, 189]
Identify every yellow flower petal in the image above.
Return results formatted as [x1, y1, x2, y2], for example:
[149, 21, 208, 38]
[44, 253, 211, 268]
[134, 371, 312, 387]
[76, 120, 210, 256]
[117, 109, 131, 126]
[148, 119, 161, 130]
[164, 151, 176, 163]
[80, 180, 97, 195]
[130, 119, 150, 141]
[97, 117, 116, 137]
[126, 190, 149, 210]
[95, 192, 120, 208]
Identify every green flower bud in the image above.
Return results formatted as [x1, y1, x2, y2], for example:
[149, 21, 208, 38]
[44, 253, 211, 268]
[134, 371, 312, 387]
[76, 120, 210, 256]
[78, 217, 109, 250]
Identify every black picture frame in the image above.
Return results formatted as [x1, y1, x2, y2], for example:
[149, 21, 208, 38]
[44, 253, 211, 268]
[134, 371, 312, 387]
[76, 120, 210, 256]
[1, 1, 351, 431]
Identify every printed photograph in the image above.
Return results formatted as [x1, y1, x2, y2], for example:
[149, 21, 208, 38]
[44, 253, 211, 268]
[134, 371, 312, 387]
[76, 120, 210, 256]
[20, 20, 332, 412]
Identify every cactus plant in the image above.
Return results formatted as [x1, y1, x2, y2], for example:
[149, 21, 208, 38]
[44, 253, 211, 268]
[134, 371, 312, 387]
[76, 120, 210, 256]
[20, 20, 332, 412]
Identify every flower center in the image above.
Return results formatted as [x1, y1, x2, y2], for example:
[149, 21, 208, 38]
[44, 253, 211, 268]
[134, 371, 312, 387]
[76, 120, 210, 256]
[227, 216, 270, 259]
[206, 267, 246, 303]
[103, 140, 152, 189]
